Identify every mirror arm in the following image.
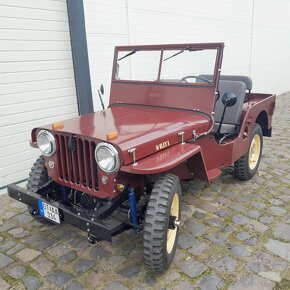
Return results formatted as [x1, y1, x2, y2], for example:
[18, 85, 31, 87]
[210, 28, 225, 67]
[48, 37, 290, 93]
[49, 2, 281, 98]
[216, 104, 228, 135]
[216, 92, 237, 136]
[98, 86, 105, 110]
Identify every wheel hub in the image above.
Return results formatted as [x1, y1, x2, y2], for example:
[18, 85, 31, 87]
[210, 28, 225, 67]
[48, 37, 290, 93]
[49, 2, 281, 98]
[248, 134, 261, 170]
[167, 193, 179, 254]
[168, 216, 181, 230]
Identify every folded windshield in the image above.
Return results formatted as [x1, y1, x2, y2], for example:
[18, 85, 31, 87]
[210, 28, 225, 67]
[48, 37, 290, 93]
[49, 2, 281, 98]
[115, 47, 218, 84]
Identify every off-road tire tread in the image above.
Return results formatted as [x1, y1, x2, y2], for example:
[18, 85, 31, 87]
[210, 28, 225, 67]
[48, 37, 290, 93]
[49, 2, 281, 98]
[143, 173, 181, 273]
[27, 156, 48, 192]
[234, 123, 263, 180]
[26, 156, 52, 224]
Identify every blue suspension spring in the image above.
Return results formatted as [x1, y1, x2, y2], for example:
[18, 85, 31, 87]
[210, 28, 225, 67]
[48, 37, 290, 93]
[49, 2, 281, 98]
[128, 187, 138, 229]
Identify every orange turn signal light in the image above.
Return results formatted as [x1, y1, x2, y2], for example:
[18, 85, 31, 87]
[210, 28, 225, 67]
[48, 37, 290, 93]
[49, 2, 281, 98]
[106, 131, 118, 140]
[117, 184, 125, 192]
[52, 121, 64, 130]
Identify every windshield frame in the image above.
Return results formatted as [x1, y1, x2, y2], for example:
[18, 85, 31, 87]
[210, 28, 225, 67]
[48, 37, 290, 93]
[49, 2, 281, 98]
[112, 43, 224, 88]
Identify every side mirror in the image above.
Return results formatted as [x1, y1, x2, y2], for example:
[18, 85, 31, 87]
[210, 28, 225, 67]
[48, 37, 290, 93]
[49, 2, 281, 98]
[100, 84, 104, 95]
[222, 92, 237, 107]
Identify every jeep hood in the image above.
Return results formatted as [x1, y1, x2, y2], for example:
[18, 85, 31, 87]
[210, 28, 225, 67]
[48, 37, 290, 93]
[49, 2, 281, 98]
[39, 105, 211, 165]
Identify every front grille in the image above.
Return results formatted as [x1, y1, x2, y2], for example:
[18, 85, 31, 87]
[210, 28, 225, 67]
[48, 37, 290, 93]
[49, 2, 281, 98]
[55, 134, 98, 191]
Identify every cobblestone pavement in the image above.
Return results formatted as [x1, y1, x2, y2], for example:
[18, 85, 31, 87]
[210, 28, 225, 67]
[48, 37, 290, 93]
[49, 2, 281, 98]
[1, 93, 290, 290]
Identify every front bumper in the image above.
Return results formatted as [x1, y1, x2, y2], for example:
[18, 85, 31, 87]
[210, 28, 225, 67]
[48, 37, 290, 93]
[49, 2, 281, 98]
[7, 184, 129, 242]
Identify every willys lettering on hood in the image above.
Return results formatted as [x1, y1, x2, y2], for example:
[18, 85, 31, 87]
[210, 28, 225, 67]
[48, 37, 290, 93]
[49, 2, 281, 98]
[41, 105, 211, 165]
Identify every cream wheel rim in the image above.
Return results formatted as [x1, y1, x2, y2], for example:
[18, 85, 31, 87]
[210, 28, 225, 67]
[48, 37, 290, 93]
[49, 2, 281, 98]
[167, 193, 179, 254]
[249, 134, 261, 170]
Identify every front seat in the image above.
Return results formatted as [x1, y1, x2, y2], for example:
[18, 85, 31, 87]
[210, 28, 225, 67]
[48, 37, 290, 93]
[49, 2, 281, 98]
[214, 80, 247, 134]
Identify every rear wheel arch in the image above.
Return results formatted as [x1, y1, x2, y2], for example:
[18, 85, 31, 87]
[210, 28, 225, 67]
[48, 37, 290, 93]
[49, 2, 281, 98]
[255, 111, 269, 136]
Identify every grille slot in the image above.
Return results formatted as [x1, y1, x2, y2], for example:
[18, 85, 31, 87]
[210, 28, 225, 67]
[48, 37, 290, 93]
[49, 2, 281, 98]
[55, 134, 98, 190]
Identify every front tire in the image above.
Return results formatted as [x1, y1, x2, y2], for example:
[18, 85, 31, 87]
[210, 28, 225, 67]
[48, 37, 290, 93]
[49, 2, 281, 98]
[27, 156, 48, 192]
[235, 123, 263, 180]
[27, 156, 52, 224]
[143, 174, 181, 273]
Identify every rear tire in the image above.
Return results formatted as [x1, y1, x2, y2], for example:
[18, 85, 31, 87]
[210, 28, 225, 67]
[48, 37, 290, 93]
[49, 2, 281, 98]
[27, 156, 52, 225]
[235, 123, 263, 180]
[143, 174, 181, 273]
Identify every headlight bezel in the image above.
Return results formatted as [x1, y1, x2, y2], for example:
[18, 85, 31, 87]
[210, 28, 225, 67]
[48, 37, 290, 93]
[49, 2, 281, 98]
[37, 130, 56, 157]
[94, 142, 120, 174]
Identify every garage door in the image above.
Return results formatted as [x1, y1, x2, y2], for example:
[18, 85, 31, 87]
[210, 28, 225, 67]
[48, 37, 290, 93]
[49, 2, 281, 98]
[0, 0, 78, 188]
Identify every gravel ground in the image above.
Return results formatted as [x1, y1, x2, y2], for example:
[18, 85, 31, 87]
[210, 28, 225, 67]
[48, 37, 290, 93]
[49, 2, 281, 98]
[0, 92, 289, 290]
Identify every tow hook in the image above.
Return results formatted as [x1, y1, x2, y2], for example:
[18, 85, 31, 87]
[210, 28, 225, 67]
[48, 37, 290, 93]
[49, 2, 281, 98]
[30, 208, 38, 216]
[87, 234, 99, 244]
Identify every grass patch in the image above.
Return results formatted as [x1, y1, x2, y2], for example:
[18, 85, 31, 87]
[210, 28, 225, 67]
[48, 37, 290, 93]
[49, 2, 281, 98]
[26, 265, 40, 278]
[275, 278, 290, 290]
[1, 273, 18, 285]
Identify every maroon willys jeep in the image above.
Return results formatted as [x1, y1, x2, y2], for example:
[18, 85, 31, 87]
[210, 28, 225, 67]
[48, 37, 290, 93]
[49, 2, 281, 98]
[8, 43, 276, 273]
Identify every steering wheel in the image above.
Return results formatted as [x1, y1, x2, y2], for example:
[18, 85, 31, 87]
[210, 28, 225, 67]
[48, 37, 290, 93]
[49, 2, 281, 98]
[180, 75, 220, 101]
[180, 75, 211, 84]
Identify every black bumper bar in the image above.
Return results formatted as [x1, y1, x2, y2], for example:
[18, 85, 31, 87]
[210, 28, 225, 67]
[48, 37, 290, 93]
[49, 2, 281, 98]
[7, 184, 129, 242]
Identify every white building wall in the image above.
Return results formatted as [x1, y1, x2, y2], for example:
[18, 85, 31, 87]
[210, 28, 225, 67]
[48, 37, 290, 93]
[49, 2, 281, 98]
[84, 0, 290, 110]
[251, 0, 290, 93]
[83, 0, 130, 110]
[0, 0, 78, 188]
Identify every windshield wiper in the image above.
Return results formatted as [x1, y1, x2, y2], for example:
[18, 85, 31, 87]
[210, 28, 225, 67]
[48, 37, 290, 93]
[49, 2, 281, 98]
[118, 50, 137, 61]
[163, 49, 184, 61]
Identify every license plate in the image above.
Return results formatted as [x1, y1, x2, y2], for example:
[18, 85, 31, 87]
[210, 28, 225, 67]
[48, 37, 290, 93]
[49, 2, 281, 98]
[38, 200, 60, 224]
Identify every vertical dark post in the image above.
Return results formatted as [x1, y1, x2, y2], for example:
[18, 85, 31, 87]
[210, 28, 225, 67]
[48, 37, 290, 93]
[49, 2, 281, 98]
[66, 0, 93, 115]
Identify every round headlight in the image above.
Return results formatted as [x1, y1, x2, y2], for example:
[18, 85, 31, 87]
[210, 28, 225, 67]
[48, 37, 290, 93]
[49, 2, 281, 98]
[37, 130, 56, 157]
[95, 142, 120, 173]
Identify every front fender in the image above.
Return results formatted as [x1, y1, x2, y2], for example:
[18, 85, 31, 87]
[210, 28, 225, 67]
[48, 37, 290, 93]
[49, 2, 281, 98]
[121, 143, 202, 175]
